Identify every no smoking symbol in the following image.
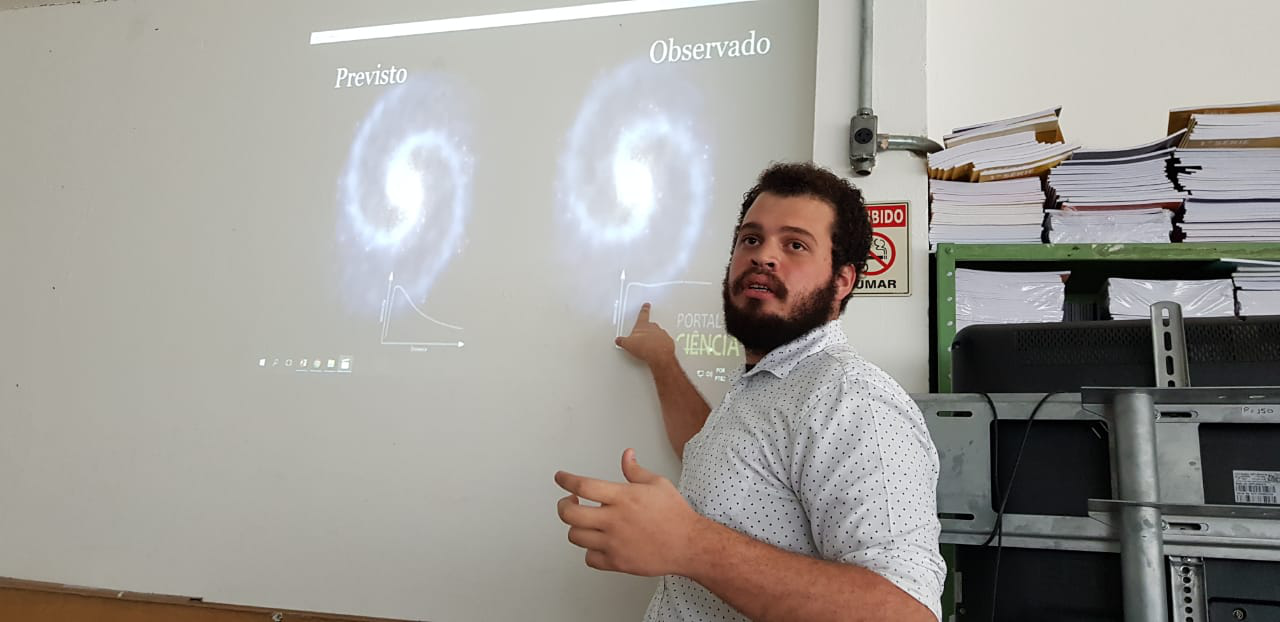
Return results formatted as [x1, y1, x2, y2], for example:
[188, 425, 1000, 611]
[866, 232, 895, 276]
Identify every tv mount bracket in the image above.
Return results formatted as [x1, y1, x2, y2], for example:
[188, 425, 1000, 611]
[913, 302, 1280, 622]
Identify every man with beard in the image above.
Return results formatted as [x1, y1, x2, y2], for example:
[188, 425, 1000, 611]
[554, 162, 944, 621]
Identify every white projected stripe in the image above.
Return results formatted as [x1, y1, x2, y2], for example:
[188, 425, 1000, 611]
[310, 0, 756, 45]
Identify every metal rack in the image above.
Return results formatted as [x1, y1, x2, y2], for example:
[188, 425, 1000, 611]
[915, 303, 1280, 620]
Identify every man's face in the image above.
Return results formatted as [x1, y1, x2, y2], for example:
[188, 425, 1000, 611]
[722, 192, 855, 358]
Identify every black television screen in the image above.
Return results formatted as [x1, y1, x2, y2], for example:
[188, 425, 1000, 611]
[951, 315, 1280, 393]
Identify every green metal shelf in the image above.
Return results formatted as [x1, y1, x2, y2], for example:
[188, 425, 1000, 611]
[933, 243, 1280, 392]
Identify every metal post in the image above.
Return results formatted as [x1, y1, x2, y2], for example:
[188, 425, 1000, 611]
[1110, 390, 1168, 622]
[1168, 557, 1207, 621]
[1150, 301, 1191, 388]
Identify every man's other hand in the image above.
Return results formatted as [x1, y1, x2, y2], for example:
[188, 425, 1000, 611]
[555, 449, 705, 577]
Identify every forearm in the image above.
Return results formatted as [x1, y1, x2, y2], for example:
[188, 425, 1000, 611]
[681, 518, 934, 622]
[646, 355, 712, 459]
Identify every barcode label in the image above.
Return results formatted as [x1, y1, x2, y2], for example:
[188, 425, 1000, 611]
[1233, 470, 1280, 505]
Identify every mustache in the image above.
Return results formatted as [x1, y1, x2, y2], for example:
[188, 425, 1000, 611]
[731, 268, 788, 299]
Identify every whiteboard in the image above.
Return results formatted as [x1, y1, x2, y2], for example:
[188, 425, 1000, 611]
[0, 1, 819, 619]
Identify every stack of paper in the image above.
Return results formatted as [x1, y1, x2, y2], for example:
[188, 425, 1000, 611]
[1045, 208, 1174, 243]
[1182, 199, 1280, 242]
[1185, 111, 1280, 148]
[1231, 261, 1280, 317]
[1168, 102, 1280, 242]
[1174, 149, 1280, 241]
[1106, 278, 1235, 320]
[1044, 132, 1186, 242]
[928, 108, 1080, 182]
[1168, 101, 1280, 147]
[955, 268, 1067, 332]
[1175, 150, 1280, 200]
[928, 178, 1046, 245]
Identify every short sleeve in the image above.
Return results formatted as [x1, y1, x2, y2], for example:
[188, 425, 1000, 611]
[789, 373, 946, 620]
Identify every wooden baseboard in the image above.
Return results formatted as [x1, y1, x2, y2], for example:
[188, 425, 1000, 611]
[0, 578, 423, 622]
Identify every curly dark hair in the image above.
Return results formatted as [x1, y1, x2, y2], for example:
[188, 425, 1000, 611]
[734, 162, 871, 311]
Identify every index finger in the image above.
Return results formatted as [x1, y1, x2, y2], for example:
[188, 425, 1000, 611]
[632, 303, 652, 330]
[554, 470, 624, 505]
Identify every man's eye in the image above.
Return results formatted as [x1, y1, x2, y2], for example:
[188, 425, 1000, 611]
[739, 236, 759, 246]
[790, 241, 807, 251]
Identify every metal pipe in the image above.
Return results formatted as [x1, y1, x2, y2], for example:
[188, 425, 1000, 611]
[878, 134, 943, 156]
[1110, 391, 1168, 622]
[848, 0, 877, 175]
[850, 0, 944, 173]
[858, 0, 873, 115]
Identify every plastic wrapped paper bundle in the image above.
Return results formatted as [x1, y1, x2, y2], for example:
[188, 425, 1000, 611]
[1106, 278, 1236, 320]
[955, 268, 1067, 333]
[1045, 208, 1174, 243]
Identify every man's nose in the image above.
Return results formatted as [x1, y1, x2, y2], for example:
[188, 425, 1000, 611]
[750, 246, 779, 270]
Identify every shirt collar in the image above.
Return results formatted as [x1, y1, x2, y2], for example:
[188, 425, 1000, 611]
[742, 320, 848, 379]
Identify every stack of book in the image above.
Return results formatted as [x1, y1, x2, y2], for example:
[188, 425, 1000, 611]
[955, 268, 1067, 332]
[928, 178, 1046, 245]
[1044, 132, 1186, 243]
[1180, 108, 1280, 147]
[1170, 102, 1280, 242]
[1232, 261, 1280, 317]
[1176, 149, 1280, 241]
[1106, 278, 1236, 320]
[927, 108, 1079, 182]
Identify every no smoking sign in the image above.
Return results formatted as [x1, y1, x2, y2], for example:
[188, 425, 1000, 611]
[859, 202, 910, 296]
[867, 232, 895, 276]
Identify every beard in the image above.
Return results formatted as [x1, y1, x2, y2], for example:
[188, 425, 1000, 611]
[722, 266, 839, 356]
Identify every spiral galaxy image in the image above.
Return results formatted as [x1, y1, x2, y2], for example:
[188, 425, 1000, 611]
[335, 76, 474, 320]
[555, 59, 713, 317]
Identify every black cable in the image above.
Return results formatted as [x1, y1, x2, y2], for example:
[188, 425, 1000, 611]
[980, 392, 1056, 546]
[982, 391, 1060, 622]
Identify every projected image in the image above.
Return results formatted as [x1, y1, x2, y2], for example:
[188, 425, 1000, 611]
[555, 60, 713, 319]
[336, 76, 473, 350]
[380, 270, 464, 349]
[612, 273, 712, 341]
[615, 277, 742, 394]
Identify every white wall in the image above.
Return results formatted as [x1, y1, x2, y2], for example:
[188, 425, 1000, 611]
[819, 0, 931, 392]
[928, 0, 1280, 147]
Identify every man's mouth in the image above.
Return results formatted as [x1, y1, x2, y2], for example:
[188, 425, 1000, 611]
[736, 272, 785, 300]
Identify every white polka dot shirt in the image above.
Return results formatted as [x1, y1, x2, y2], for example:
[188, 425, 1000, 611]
[643, 320, 945, 621]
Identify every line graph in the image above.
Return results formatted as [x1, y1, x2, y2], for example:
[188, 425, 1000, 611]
[380, 272, 465, 349]
[613, 269, 713, 339]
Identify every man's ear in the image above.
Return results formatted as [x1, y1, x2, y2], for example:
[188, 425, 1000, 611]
[835, 264, 856, 300]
